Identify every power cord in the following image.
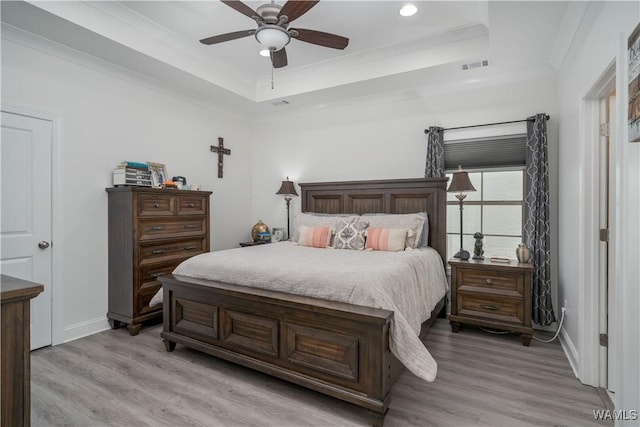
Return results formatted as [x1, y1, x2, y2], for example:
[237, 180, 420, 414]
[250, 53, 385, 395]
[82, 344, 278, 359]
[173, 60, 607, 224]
[478, 306, 566, 343]
[532, 306, 566, 343]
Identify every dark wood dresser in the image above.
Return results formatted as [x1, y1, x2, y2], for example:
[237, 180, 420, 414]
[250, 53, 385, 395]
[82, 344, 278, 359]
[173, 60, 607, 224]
[449, 259, 533, 346]
[106, 187, 212, 335]
[1, 275, 44, 427]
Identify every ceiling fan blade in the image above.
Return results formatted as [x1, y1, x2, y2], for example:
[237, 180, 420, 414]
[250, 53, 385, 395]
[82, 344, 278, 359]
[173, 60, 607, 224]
[220, 0, 261, 21]
[271, 48, 288, 68]
[200, 29, 256, 45]
[278, 1, 319, 23]
[290, 28, 349, 49]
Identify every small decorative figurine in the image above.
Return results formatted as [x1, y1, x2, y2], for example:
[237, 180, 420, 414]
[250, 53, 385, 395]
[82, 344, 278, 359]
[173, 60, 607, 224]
[473, 232, 485, 260]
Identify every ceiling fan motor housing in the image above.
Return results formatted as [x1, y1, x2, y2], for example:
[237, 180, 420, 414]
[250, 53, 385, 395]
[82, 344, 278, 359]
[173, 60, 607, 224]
[257, 3, 282, 24]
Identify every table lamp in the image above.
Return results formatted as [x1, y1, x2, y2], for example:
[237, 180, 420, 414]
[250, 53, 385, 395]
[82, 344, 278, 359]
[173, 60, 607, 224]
[447, 165, 476, 259]
[275, 177, 298, 240]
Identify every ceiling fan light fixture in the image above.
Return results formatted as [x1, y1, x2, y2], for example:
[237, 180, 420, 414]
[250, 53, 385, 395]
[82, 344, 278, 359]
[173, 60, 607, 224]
[259, 49, 271, 57]
[399, 4, 418, 17]
[255, 26, 290, 52]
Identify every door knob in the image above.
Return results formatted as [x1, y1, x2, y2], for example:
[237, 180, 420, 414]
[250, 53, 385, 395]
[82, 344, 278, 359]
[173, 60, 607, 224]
[38, 241, 50, 249]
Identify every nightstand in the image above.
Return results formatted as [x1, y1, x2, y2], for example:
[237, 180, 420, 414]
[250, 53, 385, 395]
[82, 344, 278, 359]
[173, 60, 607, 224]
[449, 258, 534, 346]
[239, 241, 270, 247]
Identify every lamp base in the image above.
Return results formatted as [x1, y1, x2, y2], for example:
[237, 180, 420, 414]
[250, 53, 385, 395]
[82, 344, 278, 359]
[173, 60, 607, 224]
[453, 249, 470, 261]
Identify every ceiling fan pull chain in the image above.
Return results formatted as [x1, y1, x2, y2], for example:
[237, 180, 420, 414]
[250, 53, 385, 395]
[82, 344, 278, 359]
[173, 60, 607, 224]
[270, 51, 275, 89]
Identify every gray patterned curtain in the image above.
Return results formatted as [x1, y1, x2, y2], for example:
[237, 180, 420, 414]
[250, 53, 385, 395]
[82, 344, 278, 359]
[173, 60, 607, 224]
[524, 113, 555, 326]
[424, 126, 445, 178]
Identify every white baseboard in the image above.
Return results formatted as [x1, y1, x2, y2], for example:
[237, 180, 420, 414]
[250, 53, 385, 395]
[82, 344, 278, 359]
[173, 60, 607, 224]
[63, 316, 111, 343]
[560, 327, 580, 380]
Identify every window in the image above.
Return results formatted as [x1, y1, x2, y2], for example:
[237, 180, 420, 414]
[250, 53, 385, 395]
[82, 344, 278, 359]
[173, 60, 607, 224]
[446, 169, 524, 259]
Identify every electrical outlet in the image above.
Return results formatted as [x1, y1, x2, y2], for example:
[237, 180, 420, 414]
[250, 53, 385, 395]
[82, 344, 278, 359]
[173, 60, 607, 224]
[563, 299, 568, 315]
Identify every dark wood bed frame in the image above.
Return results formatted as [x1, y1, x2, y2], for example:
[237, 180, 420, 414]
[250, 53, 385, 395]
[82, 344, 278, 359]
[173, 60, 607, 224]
[159, 178, 448, 426]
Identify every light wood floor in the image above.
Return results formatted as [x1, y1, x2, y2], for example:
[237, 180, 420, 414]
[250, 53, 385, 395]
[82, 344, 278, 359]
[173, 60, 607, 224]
[31, 320, 610, 427]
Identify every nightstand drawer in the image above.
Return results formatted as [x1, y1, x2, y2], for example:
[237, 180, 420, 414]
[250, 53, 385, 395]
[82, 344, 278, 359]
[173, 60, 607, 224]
[458, 268, 524, 297]
[458, 293, 524, 325]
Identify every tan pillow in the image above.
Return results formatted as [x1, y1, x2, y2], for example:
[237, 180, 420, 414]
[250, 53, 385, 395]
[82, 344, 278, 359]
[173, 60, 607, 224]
[365, 228, 408, 252]
[291, 213, 359, 242]
[362, 213, 425, 248]
[297, 225, 332, 248]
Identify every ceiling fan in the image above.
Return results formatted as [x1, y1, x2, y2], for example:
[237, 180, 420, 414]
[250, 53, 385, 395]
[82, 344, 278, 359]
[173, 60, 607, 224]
[199, 0, 349, 69]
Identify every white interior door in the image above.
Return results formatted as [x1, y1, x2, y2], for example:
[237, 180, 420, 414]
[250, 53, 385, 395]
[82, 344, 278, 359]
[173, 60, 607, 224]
[606, 94, 616, 394]
[1, 111, 53, 350]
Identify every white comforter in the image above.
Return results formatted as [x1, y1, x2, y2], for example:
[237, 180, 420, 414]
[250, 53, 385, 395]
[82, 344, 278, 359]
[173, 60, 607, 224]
[166, 242, 448, 382]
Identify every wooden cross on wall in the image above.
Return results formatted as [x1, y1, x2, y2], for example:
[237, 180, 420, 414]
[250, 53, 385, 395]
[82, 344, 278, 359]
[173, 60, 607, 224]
[210, 137, 231, 178]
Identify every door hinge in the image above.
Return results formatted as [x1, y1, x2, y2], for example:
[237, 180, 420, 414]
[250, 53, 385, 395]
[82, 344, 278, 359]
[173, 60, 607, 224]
[599, 123, 610, 137]
[599, 229, 609, 242]
[600, 333, 608, 347]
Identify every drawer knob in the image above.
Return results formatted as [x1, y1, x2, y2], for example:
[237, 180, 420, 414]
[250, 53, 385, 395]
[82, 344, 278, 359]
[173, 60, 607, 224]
[184, 246, 197, 250]
[485, 278, 493, 285]
[184, 224, 197, 229]
[151, 249, 166, 255]
[480, 304, 498, 311]
[153, 202, 160, 208]
[151, 226, 163, 231]
[188, 203, 195, 208]
[152, 272, 168, 278]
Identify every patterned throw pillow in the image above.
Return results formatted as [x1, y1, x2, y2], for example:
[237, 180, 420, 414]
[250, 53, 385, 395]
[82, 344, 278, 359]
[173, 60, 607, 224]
[297, 225, 332, 248]
[365, 228, 408, 252]
[333, 219, 369, 250]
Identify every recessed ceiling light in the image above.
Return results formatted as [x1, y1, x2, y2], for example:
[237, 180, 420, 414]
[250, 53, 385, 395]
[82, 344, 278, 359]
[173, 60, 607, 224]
[259, 49, 271, 57]
[399, 4, 417, 17]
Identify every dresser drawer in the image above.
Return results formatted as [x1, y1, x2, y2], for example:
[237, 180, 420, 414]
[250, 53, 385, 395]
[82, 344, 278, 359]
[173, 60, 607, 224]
[138, 285, 162, 315]
[457, 268, 524, 298]
[138, 194, 175, 217]
[458, 293, 524, 325]
[139, 238, 206, 264]
[177, 195, 207, 215]
[138, 259, 186, 291]
[138, 217, 207, 241]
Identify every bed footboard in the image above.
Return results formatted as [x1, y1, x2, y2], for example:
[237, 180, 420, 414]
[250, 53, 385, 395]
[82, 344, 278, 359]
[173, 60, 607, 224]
[160, 274, 396, 423]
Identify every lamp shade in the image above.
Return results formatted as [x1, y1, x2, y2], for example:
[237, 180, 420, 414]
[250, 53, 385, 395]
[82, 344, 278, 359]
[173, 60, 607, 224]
[276, 177, 298, 197]
[447, 165, 476, 193]
[255, 26, 290, 51]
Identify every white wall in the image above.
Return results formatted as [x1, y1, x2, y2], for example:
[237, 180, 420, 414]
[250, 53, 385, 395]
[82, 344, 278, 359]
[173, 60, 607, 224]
[1, 37, 253, 341]
[556, 1, 639, 420]
[253, 73, 559, 218]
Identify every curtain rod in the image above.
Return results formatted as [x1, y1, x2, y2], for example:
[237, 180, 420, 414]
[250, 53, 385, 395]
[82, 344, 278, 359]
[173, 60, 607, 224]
[424, 115, 551, 134]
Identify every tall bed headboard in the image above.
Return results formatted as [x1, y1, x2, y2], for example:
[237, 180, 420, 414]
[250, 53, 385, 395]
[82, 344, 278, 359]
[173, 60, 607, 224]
[299, 178, 448, 264]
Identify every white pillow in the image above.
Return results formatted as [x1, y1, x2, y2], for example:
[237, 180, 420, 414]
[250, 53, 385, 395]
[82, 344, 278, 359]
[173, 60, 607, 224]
[361, 213, 426, 248]
[416, 212, 429, 247]
[291, 213, 359, 242]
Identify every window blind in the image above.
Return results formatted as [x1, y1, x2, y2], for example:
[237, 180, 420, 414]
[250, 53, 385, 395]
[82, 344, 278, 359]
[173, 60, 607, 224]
[444, 134, 527, 170]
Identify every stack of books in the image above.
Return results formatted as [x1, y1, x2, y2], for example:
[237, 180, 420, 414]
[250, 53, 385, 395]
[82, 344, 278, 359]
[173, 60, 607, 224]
[113, 161, 152, 187]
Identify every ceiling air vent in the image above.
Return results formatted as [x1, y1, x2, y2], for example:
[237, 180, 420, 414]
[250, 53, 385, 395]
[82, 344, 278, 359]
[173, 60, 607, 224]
[271, 100, 290, 107]
[461, 60, 489, 71]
